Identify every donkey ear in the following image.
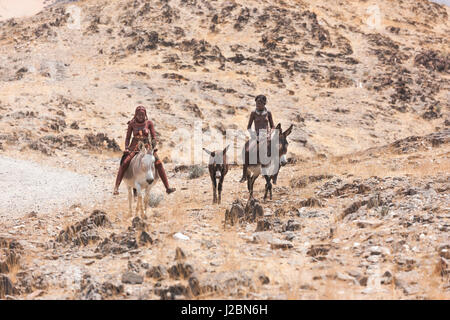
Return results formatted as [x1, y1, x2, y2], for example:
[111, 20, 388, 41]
[276, 123, 282, 131]
[223, 145, 230, 155]
[203, 148, 213, 156]
[284, 124, 293, 137]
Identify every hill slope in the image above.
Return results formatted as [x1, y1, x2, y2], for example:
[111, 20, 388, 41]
[0, 0, 449, 300]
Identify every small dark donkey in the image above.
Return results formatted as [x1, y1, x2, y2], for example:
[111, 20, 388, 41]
[203, 145, 230, 204]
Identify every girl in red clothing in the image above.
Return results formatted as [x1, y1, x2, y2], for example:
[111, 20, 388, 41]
[113, 106, 176, 195]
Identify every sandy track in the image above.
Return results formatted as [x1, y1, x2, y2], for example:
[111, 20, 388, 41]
[0, 155, 108, 219]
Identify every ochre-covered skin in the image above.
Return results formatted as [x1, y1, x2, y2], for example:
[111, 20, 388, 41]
[113, 106, 175, 195]
[240, 95, 275, 183]
[247, 109, 275, 133]
[125, 118, 157, 151]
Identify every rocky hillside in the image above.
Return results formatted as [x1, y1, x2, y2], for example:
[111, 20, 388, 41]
[0, 0, 448, 300]
[0, 0, 448, 158]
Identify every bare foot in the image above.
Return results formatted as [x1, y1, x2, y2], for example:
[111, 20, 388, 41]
[166, 187, 176, 194]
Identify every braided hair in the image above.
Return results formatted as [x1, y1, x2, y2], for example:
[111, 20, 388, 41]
[131, 105, 148, 122]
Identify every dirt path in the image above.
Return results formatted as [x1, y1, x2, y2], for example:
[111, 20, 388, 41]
[0, 155, 109, 221]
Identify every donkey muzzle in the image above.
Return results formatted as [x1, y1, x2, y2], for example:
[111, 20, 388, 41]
[146, 178, 154, 184]
[216, 171, 222, 178]
[280, 155, 288, 166]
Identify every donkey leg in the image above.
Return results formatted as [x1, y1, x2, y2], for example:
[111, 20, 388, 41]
[272, 173, 279, 185]
[263, 175, 270, 201]
[136, 196, 142, 217]
[218, 175, 224, 204]
[247, 174, 252, 198]
[268, 179, 273, 200]
[250, 174, 259, 199]
[127, 187, 133, 217]
[143, 188, 150, 219]
[134, 184, 142, 217]
[212, 177, 217, 204]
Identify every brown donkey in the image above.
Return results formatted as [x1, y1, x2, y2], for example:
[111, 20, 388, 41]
[243, 123, 293, 200]
[262, 124, 293, 201]
[203, 145, 230, 204]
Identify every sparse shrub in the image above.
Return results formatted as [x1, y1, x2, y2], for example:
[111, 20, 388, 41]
[188, 165, 205, 179]
[148, 192, 164, 208]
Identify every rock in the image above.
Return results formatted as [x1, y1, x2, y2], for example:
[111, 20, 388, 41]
[414, 50, 449, 73]
[139, 231, 153, 245]
[26, 290, 45, 299]
[438, 244, 450, 259]
[355, 220, 383, 228]
[307, 244, 331, 257]
[269, 239, 293, 250]
[252, 232, 273, 244]
[0, 274, 15, 298]
[381, 271, 393, 285]
[284, 232, 296, 241]
[245, 198, 264, 222]
[56, 210, 111, 246]
[435, 257, 449, 277]
[225, 200, 245, 226]
[395, 256, 418, 271]
[84, 133, 120, 152]
[259, 274, 270, 285]
[366, 194, 383, 208]
[422, 105, 442, 120]
[168, 263, 194, 280]
[394, 276, 419, 296]
[70, 121, 79, 129]
[173, 232, 190, 241]
[342, 200, 367, 218]
[298, 197, 323, 207]
[131, 217, 147, 231]
[155, 284, 189, 300]
[335, 272, 358, 285]
[175, 247, 186, 261]
[121, 271, 143, 285]
[79, 275, 123, 300]
[290, 176, 308, 188]
[127, 260, 140, 273]
[96, 230, 138, 255]
[146, 266, 168, 280]
[369, 246, 390, 256]
[186, 270, 254, 298]
[255, 218, 272, 232]
[188, 276, 201, 296]
[283, 220, 301, 232]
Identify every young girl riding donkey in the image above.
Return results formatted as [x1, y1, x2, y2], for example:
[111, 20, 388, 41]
[113, 106, 176, 196]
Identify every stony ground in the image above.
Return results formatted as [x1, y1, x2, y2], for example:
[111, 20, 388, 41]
[0, 130, 448, 300]
[0, 0, 449, 300]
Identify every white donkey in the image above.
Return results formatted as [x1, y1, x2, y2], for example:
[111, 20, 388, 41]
[123, 141, 159, 218]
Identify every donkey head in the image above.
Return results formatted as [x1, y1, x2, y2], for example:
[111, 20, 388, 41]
[275, 123, 293, 167]
[138, 141, 156, 185]
[203, 145, 229, 178]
